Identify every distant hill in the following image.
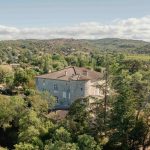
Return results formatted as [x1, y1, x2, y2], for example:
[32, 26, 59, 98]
[0, 38, 150, 62]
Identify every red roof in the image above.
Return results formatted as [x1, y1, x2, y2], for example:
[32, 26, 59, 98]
[36, 66, 103, 81]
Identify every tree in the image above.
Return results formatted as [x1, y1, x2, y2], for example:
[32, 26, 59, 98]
[44, 141, 79, 150]
[130, 72, 149, 121]
[42, 55, 52, 73]
[18, 110, 44, 148]
[67, 98, 91, 137]
[0, 147, 8, 150]
[26, 90, 56, 114]
[0, 95, 25, 129]
[78, 134, 101, 150]
[0, 95, 25, 149]
[15, 142, 35, 150]
[53, 127, 71, 143]
[65, 55, 78, 66]
[109, 71, 137, 149]
[13, 68, 29, 87]
[129, 119, 149, 150]
[0, 65, 14, 85]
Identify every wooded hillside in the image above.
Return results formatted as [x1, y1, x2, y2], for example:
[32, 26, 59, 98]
[1, 38, 150, 63]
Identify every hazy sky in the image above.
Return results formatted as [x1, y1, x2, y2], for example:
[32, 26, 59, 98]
[0, 0, 150, 41]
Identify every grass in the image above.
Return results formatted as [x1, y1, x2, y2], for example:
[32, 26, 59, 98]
[125, 54, 150, 61]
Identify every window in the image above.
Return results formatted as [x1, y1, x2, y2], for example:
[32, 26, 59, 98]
[54, 84, 58, 91]
[81, 88, 83, 91]
[55, 96, 59, 103]
[63, 91, 66, 98]
[68, 92, 70, 99]
[43, 79, 45, 86]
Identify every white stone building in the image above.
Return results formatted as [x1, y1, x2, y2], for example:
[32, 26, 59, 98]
[35, 66, 105, 109]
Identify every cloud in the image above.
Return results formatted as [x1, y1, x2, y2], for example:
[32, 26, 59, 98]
[0, 16, 150, 41]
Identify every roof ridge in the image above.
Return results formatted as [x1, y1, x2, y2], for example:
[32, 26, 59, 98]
[35, 66, 103, 81]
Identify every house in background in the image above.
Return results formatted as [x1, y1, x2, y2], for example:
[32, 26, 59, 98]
[35, 66, 105, 109]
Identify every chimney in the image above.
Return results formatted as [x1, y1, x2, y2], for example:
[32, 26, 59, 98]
[83, 70, 88, 76]
[65, 71, 67, 76]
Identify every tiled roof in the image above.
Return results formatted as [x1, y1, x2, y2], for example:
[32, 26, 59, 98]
[36, 66, 103, 81]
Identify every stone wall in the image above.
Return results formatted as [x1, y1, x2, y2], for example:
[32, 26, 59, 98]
[36, 78, 87, 108]
[35, 78, 104, 109]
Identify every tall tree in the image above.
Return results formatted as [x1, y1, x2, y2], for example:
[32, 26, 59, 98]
[109, 71, 136, 149]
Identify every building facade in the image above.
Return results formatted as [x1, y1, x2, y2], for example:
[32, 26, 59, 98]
[35, 66, 104, 109]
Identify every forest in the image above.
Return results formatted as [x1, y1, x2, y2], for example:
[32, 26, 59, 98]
[0, 38, 150, 150]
